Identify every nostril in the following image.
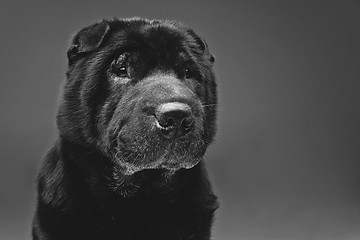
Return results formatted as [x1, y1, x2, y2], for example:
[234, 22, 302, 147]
[180, 118, 193, 129]
[162, 117, 175, 128]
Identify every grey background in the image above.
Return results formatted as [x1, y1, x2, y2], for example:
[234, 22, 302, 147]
[1, 0, 360, 239]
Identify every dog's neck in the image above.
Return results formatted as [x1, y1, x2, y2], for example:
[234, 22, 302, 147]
[36, 137, 217, 239]
[57, 137, 199, 206]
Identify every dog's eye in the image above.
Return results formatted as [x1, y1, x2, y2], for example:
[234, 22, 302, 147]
[185, 67, 199, 79]
[115, 66, 128, 78]
[185, 68, 192, 79]
[111, 53, 130, 78]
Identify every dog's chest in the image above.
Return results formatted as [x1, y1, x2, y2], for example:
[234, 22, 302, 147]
[90, 206, 199, 240]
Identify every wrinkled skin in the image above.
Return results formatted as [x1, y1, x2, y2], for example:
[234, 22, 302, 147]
[33, 18, 218, 240]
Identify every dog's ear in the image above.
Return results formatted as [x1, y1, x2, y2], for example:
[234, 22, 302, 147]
[188, 29, 215, 63]
[67, 21, 110, 65]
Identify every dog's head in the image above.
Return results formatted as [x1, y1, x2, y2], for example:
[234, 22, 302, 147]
[57, 18, 217, 175]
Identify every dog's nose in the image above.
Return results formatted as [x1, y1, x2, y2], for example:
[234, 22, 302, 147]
[155, 102, 194, 138]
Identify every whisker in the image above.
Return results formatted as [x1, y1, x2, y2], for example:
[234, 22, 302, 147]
[201, 103, 218, 107]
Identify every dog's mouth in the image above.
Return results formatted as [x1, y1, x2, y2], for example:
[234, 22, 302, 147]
[113, 140, 203, 175]
[108, 121, 205, 175]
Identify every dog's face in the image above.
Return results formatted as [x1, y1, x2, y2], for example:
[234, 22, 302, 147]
[57, 18, 217, 175]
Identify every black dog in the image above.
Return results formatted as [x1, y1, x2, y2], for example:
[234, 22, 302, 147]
[32, 18, 218, 240]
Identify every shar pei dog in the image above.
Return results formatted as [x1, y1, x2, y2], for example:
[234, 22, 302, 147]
[32, 18, 219, 240]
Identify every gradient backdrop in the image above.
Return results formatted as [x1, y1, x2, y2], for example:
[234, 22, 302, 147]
[1, 1, 360, 239]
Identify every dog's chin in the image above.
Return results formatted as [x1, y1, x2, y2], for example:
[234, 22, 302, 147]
[109, 162, 199, 198]
[158, 158, 202, 172]
[114, 154, 202, 176]
[108, 134, 206, 175]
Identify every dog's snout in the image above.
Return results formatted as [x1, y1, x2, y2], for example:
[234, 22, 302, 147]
[155, 102, 194, 138]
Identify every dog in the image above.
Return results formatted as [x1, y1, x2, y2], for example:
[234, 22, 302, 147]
[32, 17, 218, 240]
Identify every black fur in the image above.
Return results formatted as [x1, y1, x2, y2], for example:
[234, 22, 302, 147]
[33, 18, 218, 240]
